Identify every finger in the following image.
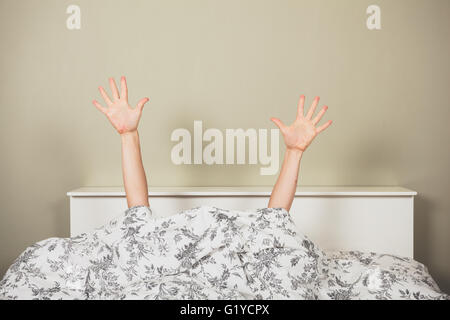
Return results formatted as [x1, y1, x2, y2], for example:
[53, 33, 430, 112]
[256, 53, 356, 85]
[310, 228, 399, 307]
[312, 105, 328, 125]
[120, 76, 128, 101]
[92, 100, 107, 114]
[136, 97, 150, 113]
[306, 96, 320, 120]
[316, 120, 332, 133]
[270, 117, 286, 133]
[109, 77, 120, 100]
[297, 94, 305, 119]
[98, 86, 113, 106]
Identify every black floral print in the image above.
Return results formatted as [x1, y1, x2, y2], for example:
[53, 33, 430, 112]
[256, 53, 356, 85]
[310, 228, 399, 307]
[0, 206, 448, 300]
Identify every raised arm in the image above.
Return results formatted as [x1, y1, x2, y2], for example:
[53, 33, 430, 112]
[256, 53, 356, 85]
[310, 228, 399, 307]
[268, 95, 332, 211]
[93, 76, 150, 208]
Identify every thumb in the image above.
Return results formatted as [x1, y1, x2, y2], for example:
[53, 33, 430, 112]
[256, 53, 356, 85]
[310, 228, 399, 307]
[270, 117, 286, 132]
[136, 97, 150, 113]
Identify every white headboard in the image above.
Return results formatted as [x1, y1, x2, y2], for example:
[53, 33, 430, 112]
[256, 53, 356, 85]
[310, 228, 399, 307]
[67, 186, 417, 258]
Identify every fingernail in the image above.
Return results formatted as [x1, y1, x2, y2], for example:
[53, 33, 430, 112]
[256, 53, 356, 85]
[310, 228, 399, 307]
[324, 105, 328, 110]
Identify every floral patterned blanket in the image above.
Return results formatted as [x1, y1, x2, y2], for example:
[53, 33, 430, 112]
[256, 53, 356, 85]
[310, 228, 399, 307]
[0, 206, 448, 300]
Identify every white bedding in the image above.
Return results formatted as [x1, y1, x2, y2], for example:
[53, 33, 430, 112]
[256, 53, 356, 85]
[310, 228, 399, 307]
[0, 206, 447, 300]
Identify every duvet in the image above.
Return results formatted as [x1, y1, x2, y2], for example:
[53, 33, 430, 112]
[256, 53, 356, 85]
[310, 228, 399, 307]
[0, 206, 448, 300]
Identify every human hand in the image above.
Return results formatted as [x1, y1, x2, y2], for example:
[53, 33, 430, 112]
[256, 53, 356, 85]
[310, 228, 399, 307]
[93, 76, 149, 135]
[271, 95, 332, 152]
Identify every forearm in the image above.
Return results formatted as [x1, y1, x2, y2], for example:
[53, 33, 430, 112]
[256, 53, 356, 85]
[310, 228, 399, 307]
[121, 130, 149, 208]
[268, 149, 303, 211]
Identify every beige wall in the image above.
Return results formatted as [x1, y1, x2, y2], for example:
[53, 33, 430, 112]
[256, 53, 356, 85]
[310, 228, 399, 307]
[0, 0, 449, 293]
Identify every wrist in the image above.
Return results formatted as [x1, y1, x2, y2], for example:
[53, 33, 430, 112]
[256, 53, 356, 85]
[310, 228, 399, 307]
[285, 148, 303, 159]
[120, 130, 139, 141]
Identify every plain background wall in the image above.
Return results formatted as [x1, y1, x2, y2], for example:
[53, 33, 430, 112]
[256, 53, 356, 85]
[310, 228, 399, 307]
[0, 0, 449, 293]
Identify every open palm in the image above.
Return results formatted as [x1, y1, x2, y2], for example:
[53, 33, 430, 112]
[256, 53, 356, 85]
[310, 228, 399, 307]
[93, 76, 149, 135]
[271, 95, 332, 152]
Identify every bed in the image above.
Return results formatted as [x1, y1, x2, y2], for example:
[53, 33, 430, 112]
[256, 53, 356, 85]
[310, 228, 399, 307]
[68, 186, 415, 257]
[0, 187, 448, 300]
